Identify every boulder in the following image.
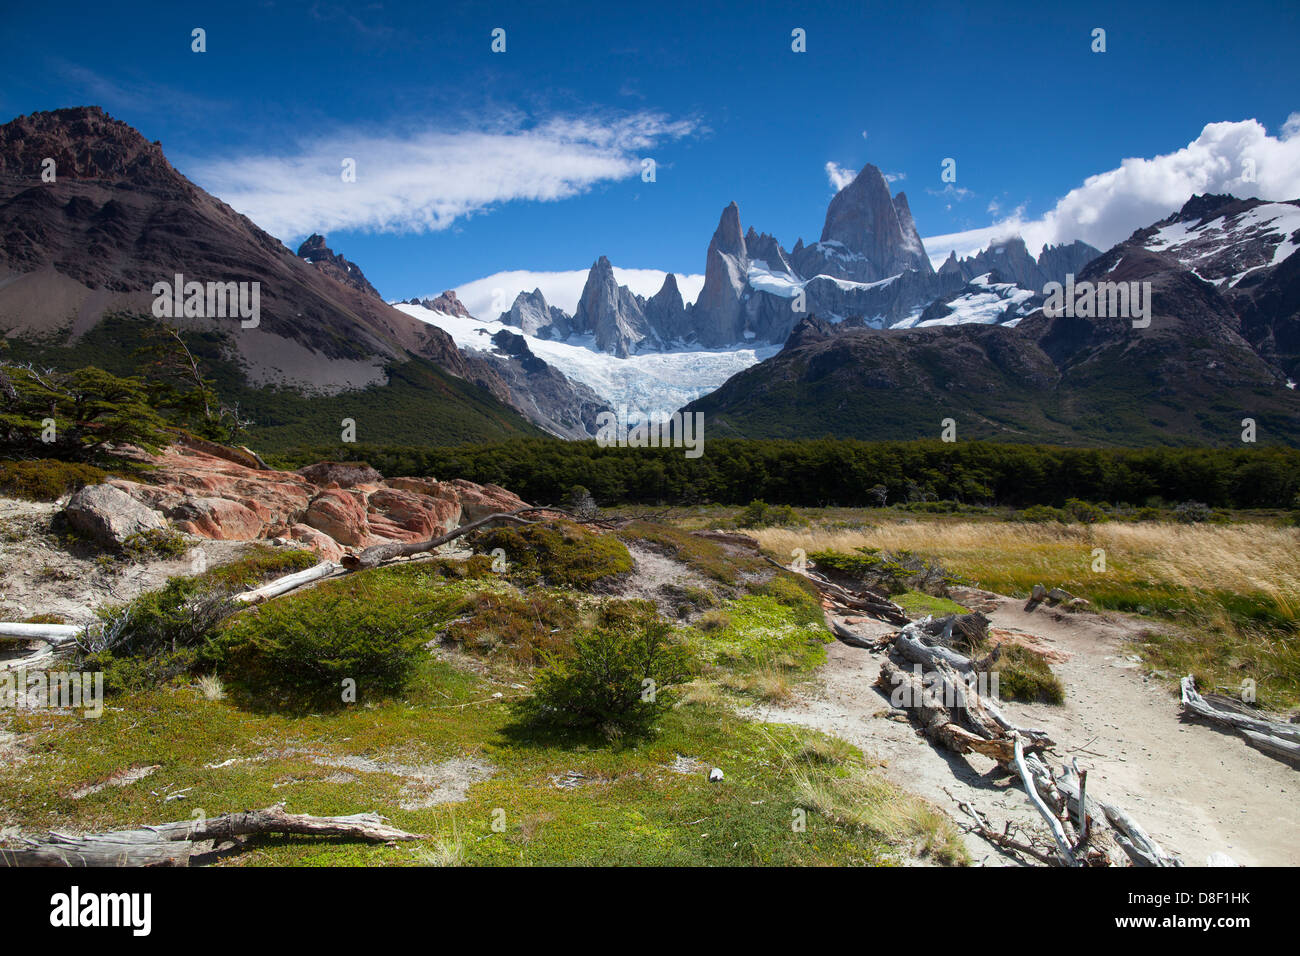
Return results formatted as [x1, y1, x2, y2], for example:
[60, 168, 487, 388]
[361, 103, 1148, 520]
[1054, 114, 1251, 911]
[304, 488, 370, 546]
[170, 497, 267, 540]
[366, 487, 460, 541]
[287, 523, 346, 562]
[64, 484, 167, 549]
[447, 479, 528, 522]
[295, 461, 384, 488]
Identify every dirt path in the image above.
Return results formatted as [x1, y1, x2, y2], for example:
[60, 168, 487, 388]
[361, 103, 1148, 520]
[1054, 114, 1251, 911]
[756, 587, 1298, 866]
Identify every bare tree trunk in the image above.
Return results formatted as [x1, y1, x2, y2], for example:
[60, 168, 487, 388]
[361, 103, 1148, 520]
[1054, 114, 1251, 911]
[1, 804, 424, 867]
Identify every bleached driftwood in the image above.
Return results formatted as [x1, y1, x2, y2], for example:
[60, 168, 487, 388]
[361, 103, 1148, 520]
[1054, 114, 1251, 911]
[766, 556, 909, 626]
[233, 561, 341, 604]
[1180, 674, 1300, 764]
[0, 622, 80, 644]
[0, 804, 424, 867]
[1013, 733, 1078, 866]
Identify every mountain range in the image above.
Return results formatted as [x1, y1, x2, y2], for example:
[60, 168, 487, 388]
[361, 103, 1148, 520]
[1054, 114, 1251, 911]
[1, 106, 1297, 450]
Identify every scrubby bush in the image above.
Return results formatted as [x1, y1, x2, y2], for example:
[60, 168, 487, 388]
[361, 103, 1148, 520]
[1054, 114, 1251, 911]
[1063, 498, 1107, 523]
[443, 589, 579, 663]
[515, 616, 694, 739]
[1175, 501, 1213, 524]
[471, 520, 632, 588]
[991, 644, 1066, 704]
[213, 578, 432, 708]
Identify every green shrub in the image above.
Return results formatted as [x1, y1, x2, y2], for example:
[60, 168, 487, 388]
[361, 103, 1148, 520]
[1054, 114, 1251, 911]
[120, 527, 190, 562]
[515, 618, 695, 739]
[213, 578, 433, 708]
[1015, 504, 1069, 523]
[735, 499, 808, 529]
[1063, 498, 1107, 524]
[471, 520, 632, 588]
[444, 589, 579, 663]
[0, 459, 107, 500]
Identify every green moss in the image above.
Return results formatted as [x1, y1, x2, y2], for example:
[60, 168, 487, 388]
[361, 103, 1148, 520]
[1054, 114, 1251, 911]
[0, 459, 107, 501]
[472, 520, 633, 589]
[895, 591, 970, 618]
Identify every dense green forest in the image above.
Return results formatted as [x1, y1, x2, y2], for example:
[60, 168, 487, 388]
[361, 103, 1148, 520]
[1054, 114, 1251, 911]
[278, 438, 1300, 509]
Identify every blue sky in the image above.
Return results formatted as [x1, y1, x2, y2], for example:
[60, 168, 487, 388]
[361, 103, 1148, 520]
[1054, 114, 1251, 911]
[3, 0, 1298, 304]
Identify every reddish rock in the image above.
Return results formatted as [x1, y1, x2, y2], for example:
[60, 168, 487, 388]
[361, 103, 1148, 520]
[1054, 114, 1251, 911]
[75, 444, 531, 563]
[447, 479, 528, 521]
[171, 497, 267, 539]
[304, 488, 370, 546]
[288, 523, 346, 562]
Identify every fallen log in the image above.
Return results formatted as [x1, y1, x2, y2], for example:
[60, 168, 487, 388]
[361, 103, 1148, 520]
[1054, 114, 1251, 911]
[0, 622, 81, 645]
[1013, 733, 1078, 866]
[0, 804, 424, 867]
[233, 560, 341, 604]
[1180, 674, 1300, 764]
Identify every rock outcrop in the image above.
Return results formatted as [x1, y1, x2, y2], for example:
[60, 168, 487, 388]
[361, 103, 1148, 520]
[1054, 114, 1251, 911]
[573, 255, 657, 357]
[296, 234, 382, 299]
[67, 445, 528, 562]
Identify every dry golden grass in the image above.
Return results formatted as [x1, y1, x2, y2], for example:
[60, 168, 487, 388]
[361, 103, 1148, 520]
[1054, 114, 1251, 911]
[751, 518, 1300, 709]
[750, 521, 1300, 610]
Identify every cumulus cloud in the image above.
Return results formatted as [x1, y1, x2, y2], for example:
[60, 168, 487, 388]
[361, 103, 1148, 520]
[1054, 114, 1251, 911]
[186, 111, 699, 240]
[449, 268, 705, 319]
[923, 117, 1300, 265]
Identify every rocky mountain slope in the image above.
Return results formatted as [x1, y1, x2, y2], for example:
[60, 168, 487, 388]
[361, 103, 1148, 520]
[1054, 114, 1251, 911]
[0, 107, 546, 449]
[683, 220, 1300, 446]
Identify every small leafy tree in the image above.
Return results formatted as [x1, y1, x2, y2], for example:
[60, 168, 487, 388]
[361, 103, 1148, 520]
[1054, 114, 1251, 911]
[134, 324, 250, 442]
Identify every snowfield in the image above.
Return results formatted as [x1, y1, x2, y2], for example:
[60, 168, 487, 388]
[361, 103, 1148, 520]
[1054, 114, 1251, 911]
[394, 302, 780, 415]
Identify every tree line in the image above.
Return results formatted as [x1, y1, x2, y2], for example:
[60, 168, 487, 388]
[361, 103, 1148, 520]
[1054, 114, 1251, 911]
[279, 438, 1300, 510]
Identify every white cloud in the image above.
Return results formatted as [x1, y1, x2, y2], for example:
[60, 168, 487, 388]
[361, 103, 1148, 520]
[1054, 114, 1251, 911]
[825, 161, 855, 192]
[186, 111, 699, 240]
[923, 117, 1300, 266]
[447, 267, 705, 319]
[885, 171, 906, 184]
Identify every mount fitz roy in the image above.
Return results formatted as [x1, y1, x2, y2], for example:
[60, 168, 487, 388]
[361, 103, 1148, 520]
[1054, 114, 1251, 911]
[2, 106, 1297, 449]
[492, 163, 1102, 357]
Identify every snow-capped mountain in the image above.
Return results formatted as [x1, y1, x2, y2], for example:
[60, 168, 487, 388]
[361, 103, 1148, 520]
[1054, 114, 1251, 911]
[394, 300, 780, 422]
[398, 161, 1104, 434]
[1131, 194, 1300, 380]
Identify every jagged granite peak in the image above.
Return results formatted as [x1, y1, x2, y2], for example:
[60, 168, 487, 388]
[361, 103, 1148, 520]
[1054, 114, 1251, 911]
[713, 201, 748, 259]
[818, 163, 932, 278]
[745, 227, 795, 276]
[296, 234, 381, 299]
[499, 287, 570, 338]
[574, 255, 656, 357]
[938, 250, 963, 276]
[645, 271, 689, 343]
[891, 191, 928, 266]
[690, 203, 752, 347]
[1037, 240, 1103, 288]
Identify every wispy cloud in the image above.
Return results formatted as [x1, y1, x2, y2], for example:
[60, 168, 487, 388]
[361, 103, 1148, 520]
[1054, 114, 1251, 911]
[825, 161, 855, 191]
[187, 111, 700, 239]
[924, 116, 1300, 264]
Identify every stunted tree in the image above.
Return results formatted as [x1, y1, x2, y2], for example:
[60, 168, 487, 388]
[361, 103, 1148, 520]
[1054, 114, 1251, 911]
[0, 363, 174, 460]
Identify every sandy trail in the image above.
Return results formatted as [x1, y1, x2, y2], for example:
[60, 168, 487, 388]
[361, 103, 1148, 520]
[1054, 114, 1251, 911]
[755, 587, 1298, 866]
